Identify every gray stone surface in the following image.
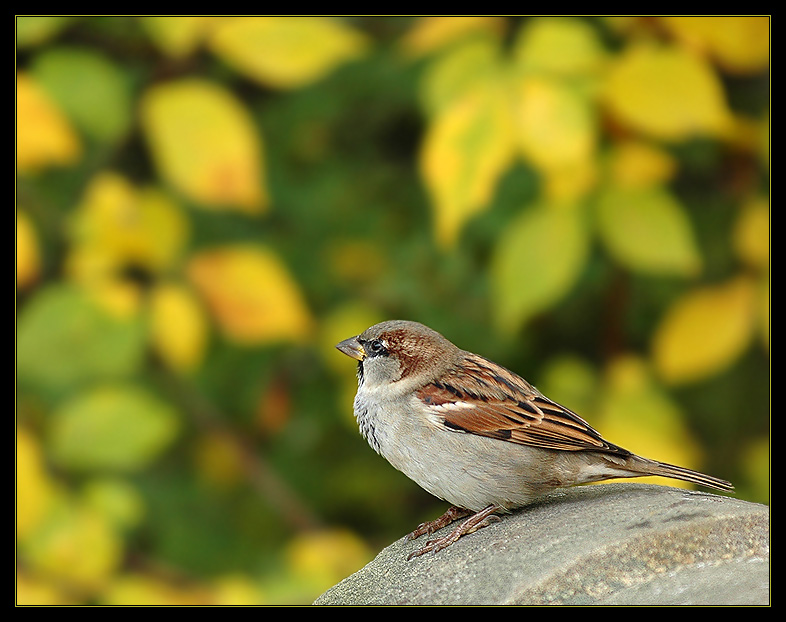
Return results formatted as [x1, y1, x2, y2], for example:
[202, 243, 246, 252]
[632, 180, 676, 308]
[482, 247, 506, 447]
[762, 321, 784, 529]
[314, 483, 769, 606]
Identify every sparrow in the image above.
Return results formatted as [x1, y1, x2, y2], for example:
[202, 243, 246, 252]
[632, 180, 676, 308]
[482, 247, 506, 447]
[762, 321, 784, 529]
[336, 320, 733, 560]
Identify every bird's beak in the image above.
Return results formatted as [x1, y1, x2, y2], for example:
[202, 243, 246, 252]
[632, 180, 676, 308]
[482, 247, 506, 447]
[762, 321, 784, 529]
[336, 336, 366, 361]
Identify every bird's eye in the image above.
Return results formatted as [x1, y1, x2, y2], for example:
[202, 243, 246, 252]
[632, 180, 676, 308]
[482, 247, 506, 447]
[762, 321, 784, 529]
[369, 339, 385, 354]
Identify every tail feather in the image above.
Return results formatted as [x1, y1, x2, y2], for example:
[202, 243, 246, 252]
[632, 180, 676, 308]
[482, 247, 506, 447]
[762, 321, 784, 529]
[622, 456, 734, 492]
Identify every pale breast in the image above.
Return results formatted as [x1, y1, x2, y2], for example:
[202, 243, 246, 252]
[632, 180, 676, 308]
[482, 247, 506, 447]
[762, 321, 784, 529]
[352, 389, 572, 511]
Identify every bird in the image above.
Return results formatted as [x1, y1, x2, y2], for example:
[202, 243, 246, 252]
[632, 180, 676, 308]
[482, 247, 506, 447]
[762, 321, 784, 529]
[336, 320, 734, 560]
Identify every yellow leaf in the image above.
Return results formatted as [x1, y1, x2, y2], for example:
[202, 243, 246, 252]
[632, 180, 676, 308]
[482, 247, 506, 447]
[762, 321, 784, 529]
[187, 246, 312, 344]
[16, 210, 41, 289]
[139, 15, 218, 58]
[84, 280, 143, 320]
[192, 432, 246, 489]
[140, 79, 266, 213]
[208, 16, 369, 89]
[512, 16, 609, 80]
[16, 73, 80, 173]
[538, 355, 600, 419]
[491, 201, 589, 333]
[758, 274, 769, 351]
[16, 428, 56, 540]
[661, 16, 770, 75]
[595, 355, 704, 489]
[324, 239, 387, 285]
[606, 140, 677, 189]
[149, 282, 208, 373]
[399, 15, 507, 57]
[320, 303, 385, 420]
[741, 437, 770, 504]
[652, 276, 757, 384]
[596, 186, 702, 277]
[209, 575, 265, 606]
[602, 43, 733, 141]
[733, 196, 770, 270]
[66, 172, 189, 287]
[103, 573, 210, 606]
[543, 157, 598, 203]
[285, 528, 371, 593]
[16, 571, 74, 605]
[511, 76, 597, 174]
[759, 109, 770, 171]
[420, 86, 516, 249]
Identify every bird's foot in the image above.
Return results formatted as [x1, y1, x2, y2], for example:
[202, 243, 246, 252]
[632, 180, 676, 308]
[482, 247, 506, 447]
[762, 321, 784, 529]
[407, 506, 472, 541]
[407, 504, 500, 560]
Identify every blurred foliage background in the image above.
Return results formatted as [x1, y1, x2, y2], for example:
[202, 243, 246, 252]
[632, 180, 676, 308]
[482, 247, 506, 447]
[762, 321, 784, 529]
[16, 16, 769, 605]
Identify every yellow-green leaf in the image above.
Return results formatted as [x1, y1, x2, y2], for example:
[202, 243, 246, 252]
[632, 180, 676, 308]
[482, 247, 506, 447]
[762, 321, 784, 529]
[602, 43, 733, 141]
[139, 15, 217, 58]
[512, 16, 609, 81]
[491, 202, 589, 332]
[661, 16, 770, 75]
[80, 478, 145, 531]
[31, 47, 133, 143]
[21, 500, 123, 592]
[652, 276, 757, 384]
[16, 73, 81, 174]
[15, 15, 74, 48]
[17, 284, 146, 392]
[208, 16, 369, 89]
[596, 186, 702, 276]
[420, 86, 516, 249]
[140, 79, 267, 213]
[48, 384, 180, 472]
[187, 246, 313, 345]
[419, 35, 503, 117]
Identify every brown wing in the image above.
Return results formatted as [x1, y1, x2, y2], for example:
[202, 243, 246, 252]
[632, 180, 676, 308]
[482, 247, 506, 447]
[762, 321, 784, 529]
[417, 353, 630, 456]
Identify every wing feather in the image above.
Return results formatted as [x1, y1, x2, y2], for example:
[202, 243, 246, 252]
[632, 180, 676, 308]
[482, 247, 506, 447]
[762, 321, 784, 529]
[417, 353, 630, 456]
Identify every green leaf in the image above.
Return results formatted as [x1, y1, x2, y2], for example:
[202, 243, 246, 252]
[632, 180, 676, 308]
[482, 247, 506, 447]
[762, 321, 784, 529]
[31, 47, 133, 143]
[48, 385, 180, 472]
[17, 284, 146, 393]
[491, 202, 589, 332]
[596, 186, 702, 276]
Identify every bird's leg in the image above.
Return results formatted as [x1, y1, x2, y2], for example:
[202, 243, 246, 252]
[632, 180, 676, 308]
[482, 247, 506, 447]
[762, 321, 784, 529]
[407, 506, 473, 541]
[407, 504, 501, 560]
